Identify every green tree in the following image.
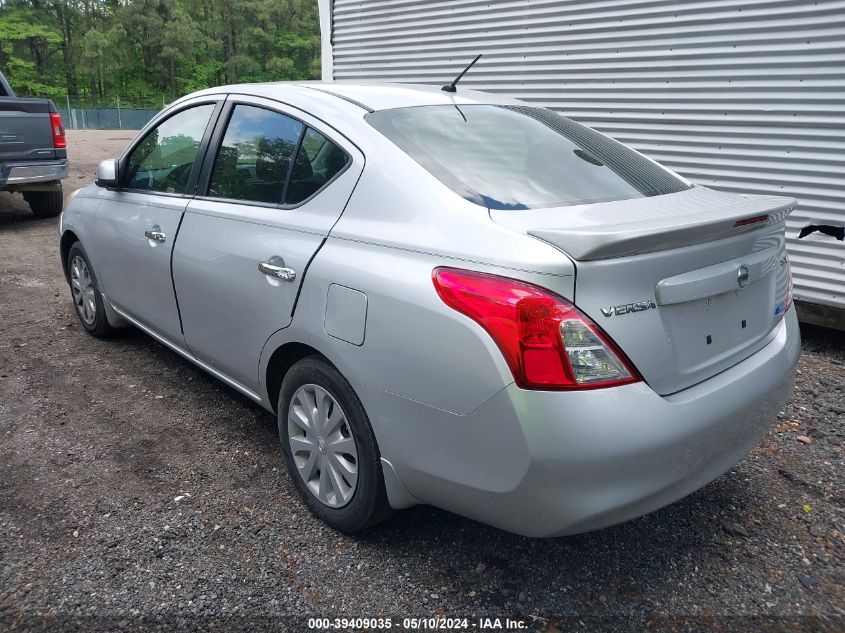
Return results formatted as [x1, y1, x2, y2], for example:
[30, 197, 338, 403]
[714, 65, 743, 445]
[0, 0, 322, 105]
[0, 5, 63, 96]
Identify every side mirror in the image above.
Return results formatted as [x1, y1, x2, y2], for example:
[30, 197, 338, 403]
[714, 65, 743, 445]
[96, 159, 119, 188]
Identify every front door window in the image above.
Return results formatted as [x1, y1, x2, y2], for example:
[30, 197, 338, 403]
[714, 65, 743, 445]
[124, 104, 215, 194]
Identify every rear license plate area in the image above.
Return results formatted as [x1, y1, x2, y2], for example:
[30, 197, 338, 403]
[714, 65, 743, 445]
[662, 276, 774, 373]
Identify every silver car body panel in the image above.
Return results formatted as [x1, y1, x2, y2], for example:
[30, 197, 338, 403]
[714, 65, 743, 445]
[89, 191, 190, 345]
[59, 82, 801, 536]
[172, 94, 366, 391]
[504, 186, 794, 261]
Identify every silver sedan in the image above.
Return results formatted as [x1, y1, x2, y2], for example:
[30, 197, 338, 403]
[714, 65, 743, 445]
[59, 82, 800, 536]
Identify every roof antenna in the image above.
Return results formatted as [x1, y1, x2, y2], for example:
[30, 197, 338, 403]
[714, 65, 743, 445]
[441, 54, 482, 93]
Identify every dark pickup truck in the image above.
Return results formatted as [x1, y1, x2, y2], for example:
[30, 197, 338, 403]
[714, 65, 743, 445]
[0, 71, 68, 217]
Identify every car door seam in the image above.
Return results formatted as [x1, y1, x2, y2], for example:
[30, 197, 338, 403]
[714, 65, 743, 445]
[170, 209, 189, 338]
[289, 237, 326, 318]
[289, 150, 368, 318]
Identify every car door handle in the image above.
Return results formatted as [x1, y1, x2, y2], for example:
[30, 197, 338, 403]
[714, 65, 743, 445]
[144, 228, 166, 243]
[258, 260, 296, 282]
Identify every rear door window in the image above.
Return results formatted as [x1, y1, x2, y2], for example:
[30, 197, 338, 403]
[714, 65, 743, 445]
[366, 104, 690, 210]
[208, 105, 303, 204]
[284, 128, 350, 205]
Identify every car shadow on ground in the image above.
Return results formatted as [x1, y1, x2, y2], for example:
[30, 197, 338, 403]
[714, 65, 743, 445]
[363, 473, 740, 589]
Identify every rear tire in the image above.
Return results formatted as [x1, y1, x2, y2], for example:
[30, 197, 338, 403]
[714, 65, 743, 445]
[66, 242, 118, 338]
[278, 356, 392, 532]
[24, 185, 63, 218]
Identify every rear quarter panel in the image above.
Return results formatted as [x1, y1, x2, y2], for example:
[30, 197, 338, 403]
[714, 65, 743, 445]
[261, 237, 515, 416]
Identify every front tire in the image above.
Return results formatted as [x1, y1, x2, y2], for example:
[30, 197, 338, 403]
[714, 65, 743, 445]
[278, 356, 392, 532]
[24, 185, 63, 217]
[66, 242, 118, 338]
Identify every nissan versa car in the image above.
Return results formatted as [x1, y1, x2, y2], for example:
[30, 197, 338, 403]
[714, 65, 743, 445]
[58, 83, 800, 537]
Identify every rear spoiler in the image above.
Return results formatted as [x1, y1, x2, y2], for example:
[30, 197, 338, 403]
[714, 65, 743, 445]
[529, 194, 796, 261]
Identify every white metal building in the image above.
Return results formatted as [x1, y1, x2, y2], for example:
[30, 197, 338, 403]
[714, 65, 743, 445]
[317, 0, 845, 328]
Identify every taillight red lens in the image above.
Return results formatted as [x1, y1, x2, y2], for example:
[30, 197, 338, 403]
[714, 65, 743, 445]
[50, 112, 66, 149]
[432, 267, 641, 390]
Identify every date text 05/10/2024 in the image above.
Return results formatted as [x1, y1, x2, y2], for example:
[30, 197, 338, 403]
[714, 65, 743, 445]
[307, 617, 531, 630]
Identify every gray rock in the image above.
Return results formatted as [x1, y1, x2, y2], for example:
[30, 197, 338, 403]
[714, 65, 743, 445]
[796, 574, 818, 590]
[808, 524, 827, 537]
[722, 521, 750, 538]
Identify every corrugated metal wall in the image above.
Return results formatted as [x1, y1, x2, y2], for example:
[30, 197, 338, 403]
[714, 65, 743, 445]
[329, 0, 845, 312]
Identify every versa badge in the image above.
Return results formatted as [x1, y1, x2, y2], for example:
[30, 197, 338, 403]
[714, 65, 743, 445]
[601, 300, 657, 317]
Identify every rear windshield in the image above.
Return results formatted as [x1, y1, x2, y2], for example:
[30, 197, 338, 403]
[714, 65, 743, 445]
[366, 105, 691, 210]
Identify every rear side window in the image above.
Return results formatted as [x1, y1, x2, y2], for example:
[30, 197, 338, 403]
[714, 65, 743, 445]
[208, 105, 303, 204]
[366, 105, 690, 210]
[285, 128, 350, 205]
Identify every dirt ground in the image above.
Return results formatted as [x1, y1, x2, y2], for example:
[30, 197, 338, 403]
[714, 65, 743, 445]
[0, 130, 843, 632]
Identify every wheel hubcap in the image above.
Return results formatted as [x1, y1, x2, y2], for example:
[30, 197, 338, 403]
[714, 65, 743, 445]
[287, 384, 358, 508]
[70, 255, 96, 325]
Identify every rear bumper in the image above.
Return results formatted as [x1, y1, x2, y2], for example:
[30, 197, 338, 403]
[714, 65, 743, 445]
[0, 159, 68, 187]
[371, 309, 800, 537]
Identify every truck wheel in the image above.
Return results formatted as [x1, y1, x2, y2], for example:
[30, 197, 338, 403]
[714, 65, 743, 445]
[24, 186, 63, 218]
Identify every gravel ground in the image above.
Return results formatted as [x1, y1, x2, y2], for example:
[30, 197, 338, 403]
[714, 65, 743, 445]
[0, 131, 843, 632]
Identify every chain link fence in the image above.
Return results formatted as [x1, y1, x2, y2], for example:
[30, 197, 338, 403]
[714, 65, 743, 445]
[45, 96, 165, 130]
[57, 106, 160, 130]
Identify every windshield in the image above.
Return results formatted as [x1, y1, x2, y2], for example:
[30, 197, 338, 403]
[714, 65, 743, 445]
[366, 105, 691, 210]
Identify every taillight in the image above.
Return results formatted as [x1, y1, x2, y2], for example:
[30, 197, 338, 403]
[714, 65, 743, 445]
[432, 267, 641, 390]
[50, 112, 66, 149]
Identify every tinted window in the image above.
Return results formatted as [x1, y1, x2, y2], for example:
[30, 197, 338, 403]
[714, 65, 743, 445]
[366, 105, 690, 210]
[208, 105, 302, 204]
[125, 104, 215, 194]
[285, 128, 349, 205]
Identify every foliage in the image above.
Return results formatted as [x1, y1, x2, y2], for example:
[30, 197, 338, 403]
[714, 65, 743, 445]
[0, 0, 321, 105]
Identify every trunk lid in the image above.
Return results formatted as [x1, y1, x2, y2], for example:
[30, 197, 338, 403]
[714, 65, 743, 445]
[492, 186, 795, 395]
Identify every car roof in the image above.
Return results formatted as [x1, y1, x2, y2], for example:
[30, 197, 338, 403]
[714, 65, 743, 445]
[186, 81, 524, 114]
[292, 82, 524, 111]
